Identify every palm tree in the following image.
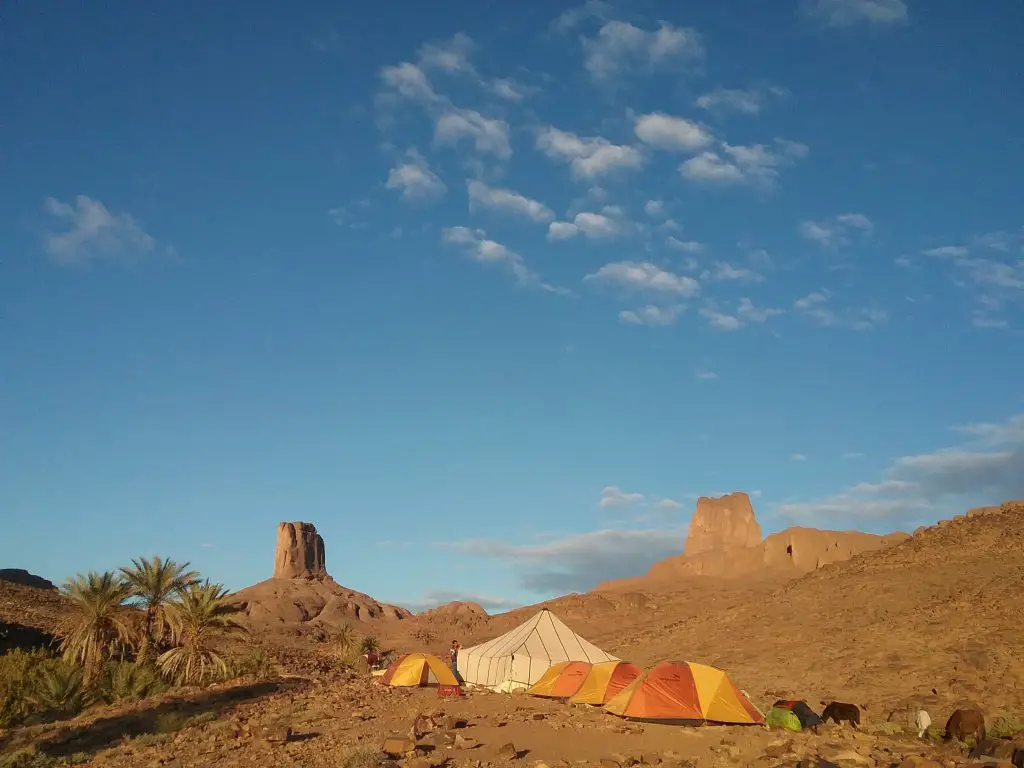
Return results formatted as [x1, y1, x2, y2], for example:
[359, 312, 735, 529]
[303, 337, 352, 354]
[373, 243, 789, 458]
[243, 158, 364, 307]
[57, 571, 134, 684]
[335, 625, 355, 654]
[359, 635, 380, 656]
[120, 556, 200, 664]
[157, 580, 246, 686]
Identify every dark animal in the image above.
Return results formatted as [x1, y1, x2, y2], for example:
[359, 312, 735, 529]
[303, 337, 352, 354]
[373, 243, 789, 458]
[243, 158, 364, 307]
[943, 708, 986, 743]
[821, 701, 861, 728]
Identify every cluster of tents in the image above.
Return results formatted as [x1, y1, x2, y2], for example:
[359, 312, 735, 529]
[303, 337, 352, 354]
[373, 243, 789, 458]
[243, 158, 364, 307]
[376, 608, 764, 727]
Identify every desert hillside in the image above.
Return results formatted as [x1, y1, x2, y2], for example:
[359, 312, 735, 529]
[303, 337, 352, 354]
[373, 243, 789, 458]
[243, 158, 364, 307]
[608, 500, 1024, 716]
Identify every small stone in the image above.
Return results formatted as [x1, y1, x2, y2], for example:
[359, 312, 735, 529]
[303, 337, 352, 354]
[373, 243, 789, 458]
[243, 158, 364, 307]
[497, 743, 519, 760]
[532, 714, 545, 721]
[454, 735, 474, 749]
[383, 737, 419, 757]
[261, 725, 292, 744]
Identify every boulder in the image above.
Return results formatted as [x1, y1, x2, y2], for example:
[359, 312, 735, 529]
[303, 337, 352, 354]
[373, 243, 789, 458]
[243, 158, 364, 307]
[274, 521, 327, 579]
[684, 492, 762, 556]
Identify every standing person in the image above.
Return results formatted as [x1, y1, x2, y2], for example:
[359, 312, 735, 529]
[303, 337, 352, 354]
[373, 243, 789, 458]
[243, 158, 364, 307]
[449, 640, 460, 676]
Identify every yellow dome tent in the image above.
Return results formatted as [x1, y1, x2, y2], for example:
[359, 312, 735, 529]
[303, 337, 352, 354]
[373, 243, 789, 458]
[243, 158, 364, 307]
[603, 660, 763, 725]
[379, 652, 459, 687]
[569, 660, 643, 705]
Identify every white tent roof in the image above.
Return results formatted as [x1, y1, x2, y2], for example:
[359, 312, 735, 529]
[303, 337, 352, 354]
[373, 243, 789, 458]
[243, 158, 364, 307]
[456, 608, 617, 690]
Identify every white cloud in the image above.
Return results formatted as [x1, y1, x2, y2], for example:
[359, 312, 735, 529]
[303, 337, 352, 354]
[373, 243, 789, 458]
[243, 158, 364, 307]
[417, 32, 476, 74]
[681, 139, 808, 188]
[699, 297, 782, 331]
[634, 113, 713, 151]
[379, 62, 439, 104]
[704, 261, 764, 283]
[584, 261, 700, 297]
[793, 290, 887, 330]
[42, 195, 157, 264]
[552, 0, 612, 32]
[385, 150, 447, 203]
[548, 210, 625, 241]
[598, 485, 645, 508]
[656, 498, 684, 509]
[799, 212, 874, 249]
[695, 87, 786, 115]
[644, 199, 665, 217]
[467, 180, 553, 222]
[778, 411, 1024, 526]
[791, 453, 808, 462]
[490, 78, 527, 101]
[668, 237, 704, 254]
[922, 245, 969, 259]
[696, 371, 719, 380]
[455, 526, 686, 593]
[619, 304, 684, 326]
[803, 0, 909, 27]
[535, 126, 645, 180]
[583, 20, 704, 80]
[434, 108, 511, 159]
[442, 226, 566, 295]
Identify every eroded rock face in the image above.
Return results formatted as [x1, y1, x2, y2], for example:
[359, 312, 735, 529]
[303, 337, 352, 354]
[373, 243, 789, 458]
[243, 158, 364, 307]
[273, 522, 327, 580]
[684, 492, 763, 556]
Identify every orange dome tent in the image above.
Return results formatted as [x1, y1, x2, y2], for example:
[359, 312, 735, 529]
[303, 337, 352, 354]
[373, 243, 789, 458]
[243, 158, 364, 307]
[568, 660, 643, 705]
[603, 661, 763, 725]
[526, 661, 592, 698]
[379, 653, 460, 688]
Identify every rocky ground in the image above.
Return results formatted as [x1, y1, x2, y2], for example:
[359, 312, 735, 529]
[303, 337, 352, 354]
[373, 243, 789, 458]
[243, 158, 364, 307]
[2, 669, 1021, 768]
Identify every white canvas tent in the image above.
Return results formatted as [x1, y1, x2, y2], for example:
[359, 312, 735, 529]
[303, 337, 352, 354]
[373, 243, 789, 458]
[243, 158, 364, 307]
[456, 608, 617, 691]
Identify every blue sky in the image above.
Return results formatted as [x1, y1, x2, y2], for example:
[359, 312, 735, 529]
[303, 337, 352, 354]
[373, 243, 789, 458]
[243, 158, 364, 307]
[2, 0, 1022, 614]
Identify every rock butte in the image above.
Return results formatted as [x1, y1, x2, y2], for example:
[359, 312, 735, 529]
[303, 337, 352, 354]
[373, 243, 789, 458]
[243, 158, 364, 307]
[231, 520, 411, 626]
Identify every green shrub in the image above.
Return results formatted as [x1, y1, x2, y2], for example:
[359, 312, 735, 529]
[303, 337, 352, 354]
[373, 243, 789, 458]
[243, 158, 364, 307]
[23, 660, 90, 720]
[989, 713, 1024, 738]
[0, 649, 68, 727]
[229, 647, 278, 680]
[0, 744, 55, 768]
[98, 661, 168, 703]
[339, 748, 384, 768]
[153, 711, 188, 733]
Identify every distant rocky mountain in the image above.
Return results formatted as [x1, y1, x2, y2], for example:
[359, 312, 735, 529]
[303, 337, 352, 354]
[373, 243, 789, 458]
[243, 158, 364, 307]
[598, 491, 908, 589]
[0, 568, 56, 590]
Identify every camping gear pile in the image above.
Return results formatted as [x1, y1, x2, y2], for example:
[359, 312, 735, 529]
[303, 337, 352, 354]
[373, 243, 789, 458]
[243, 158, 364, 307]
[766, 699, 825, 731]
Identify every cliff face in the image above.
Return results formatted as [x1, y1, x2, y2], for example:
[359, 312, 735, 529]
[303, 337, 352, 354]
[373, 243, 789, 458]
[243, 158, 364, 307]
[684, 492, 762, 556]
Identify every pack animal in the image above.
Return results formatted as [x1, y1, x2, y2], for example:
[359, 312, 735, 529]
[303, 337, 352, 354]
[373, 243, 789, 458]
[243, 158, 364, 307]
[944, 708, 986, 743]
[821, 701, 861, 728]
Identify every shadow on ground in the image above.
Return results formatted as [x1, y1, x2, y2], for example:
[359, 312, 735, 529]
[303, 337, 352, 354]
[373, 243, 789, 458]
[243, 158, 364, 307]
[0, 678, 309, 759]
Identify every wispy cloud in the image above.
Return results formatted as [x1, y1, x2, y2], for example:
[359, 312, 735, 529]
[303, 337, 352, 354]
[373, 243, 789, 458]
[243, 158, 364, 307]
[442, 226, 568, 295]
[681, 139, 808, 188]
[802, 0, 909, 27]
[42, 196, 159, 265]
[535, 126, 645, 180]
[434, 108, 512, 159]
[467, 180, 553, 222]
[548, 207, 626, 240]
[799, 213, 874, 249]
[634, 113, 714, 151]
[699, 298, 783, 331]
[793, 290, 887, 330]
[777, 411, 1024, 526]
[582, 20, 704, 80]
[455, 527, 686, 593]
[695, 86, 788, 115]
[598, 485, 645, 508]
[385, 150, 447, 203]
[619, 304, 684, 326]
[585, 261, 700, 297]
